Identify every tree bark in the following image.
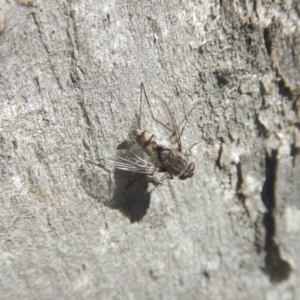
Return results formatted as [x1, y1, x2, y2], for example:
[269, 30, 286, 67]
[0, 0, 299, 299]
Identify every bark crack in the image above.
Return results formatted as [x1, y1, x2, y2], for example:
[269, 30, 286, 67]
[261, 150, 292, 283]
[31, 12, 63, 90]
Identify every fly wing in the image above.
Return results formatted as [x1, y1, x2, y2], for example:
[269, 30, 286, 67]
[141, 83, 181, 151]
[105, 149, 158, 174]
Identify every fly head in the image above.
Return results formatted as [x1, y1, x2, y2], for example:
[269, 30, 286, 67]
[179, 162, 195, 180]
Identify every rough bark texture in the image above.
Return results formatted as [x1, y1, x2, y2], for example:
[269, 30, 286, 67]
[0, 0, 299, 299]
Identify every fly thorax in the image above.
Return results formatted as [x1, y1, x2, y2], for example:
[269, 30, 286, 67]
[159, 149, 188, 176]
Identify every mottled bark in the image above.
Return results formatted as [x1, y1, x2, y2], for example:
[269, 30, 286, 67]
[0, 0, 299, 299]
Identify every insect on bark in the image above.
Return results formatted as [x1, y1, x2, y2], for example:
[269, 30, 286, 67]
[105, 83, 195, 181]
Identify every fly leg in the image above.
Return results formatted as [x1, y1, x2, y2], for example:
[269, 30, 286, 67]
[185, 143, 198, 156]
[125, 174, 147, 189]
[149, 171, 172, 186]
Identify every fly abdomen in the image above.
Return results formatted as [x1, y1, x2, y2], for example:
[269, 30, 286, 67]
[133, 129, 158, 157]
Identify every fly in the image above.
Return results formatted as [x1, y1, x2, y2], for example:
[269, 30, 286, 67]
[105, 83, 195, 180]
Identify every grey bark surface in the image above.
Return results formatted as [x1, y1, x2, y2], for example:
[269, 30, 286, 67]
[0, 0, 299, 299]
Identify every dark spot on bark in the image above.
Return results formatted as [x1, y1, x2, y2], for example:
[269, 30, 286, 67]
[235, 162, 244, 201]
[214, 70, 231, 87]
[277, 78, 293, 100]
[263, 27, 272, 56]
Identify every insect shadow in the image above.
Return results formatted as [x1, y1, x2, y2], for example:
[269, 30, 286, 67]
[106, 141, 151, 222]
